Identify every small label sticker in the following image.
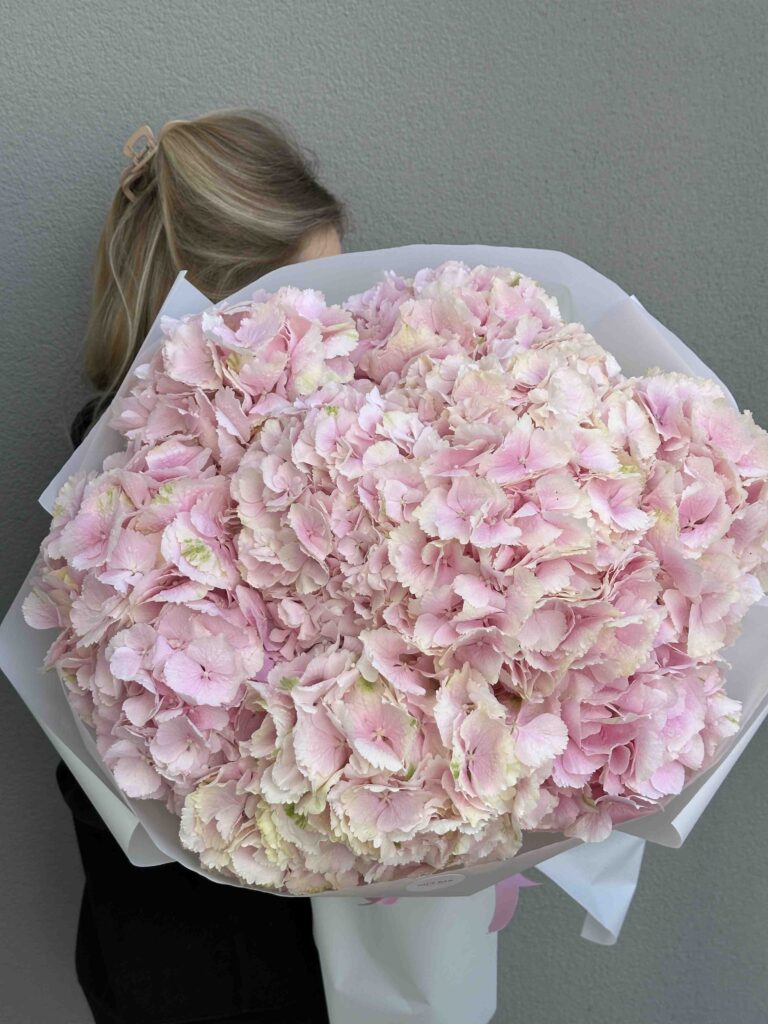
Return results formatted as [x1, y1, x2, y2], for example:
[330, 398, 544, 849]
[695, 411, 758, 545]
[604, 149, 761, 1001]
[405, 872, 465, 892]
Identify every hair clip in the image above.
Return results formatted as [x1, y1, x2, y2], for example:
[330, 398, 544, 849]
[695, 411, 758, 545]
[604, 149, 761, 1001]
[120, 124, 158, 202]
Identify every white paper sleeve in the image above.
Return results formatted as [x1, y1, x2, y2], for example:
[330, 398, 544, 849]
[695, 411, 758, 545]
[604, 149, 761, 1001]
[311, 887, 499, 1024]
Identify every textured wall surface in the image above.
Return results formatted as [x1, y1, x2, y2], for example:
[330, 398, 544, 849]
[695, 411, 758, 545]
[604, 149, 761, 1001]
[1, 1, 767, 1021]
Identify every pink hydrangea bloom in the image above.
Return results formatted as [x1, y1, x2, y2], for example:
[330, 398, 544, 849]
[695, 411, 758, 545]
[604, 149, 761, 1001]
[24, 266, 768, 893]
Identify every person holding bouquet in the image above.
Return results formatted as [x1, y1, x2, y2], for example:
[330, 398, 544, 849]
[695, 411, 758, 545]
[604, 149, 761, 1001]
[25, 101, 768, 1024]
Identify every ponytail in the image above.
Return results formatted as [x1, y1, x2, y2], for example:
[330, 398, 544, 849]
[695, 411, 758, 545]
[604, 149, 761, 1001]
[83, 108, 347, 400]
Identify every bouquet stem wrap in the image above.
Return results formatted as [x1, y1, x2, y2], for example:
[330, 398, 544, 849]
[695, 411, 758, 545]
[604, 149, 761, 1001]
[312, 887, 499, 1024]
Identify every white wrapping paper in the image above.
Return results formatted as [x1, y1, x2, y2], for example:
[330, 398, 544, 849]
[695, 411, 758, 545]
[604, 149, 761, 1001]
[312, 887, 499, 1024]
[3, 245, 767, 1024]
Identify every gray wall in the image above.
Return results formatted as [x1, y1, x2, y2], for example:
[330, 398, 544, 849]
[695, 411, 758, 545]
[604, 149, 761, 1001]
[1, 2, 766, 1021]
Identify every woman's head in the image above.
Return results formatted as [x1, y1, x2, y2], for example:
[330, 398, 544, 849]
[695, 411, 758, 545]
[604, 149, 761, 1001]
[84, 107, 347, 394]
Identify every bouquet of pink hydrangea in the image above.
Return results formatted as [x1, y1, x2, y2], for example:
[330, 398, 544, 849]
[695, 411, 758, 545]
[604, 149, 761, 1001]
[22, 261, 768, 895]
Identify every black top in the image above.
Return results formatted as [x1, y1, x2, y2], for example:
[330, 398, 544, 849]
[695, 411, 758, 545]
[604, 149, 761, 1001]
[57, 397, 329, 1024]
[70, 394, 107, 448]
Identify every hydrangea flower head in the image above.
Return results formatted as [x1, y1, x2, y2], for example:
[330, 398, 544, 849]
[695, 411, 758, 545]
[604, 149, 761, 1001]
[24, 266, 768, 892]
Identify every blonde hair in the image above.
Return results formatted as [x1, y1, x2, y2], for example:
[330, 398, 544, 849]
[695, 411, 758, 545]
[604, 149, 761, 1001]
[83, 107, 348, 396]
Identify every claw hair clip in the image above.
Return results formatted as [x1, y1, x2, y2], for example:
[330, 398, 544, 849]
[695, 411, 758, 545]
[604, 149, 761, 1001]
[119, 124, 157, 202]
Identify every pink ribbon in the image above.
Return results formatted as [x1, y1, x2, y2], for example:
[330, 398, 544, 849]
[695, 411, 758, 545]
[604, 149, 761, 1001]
[486, 873, 540, 932]
[361, 873, 540, 934]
